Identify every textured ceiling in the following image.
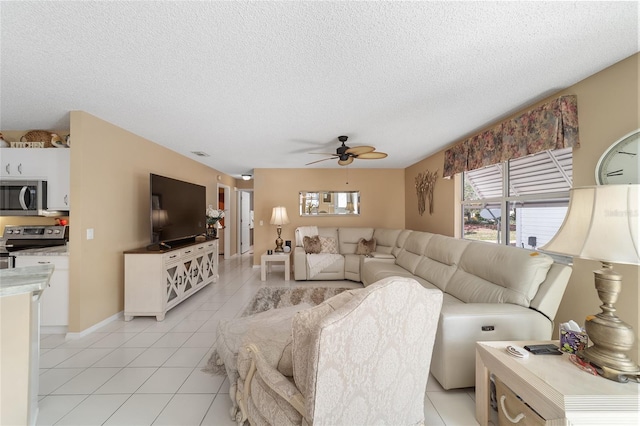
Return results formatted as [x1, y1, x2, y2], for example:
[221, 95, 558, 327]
[1, 2, 638, 179]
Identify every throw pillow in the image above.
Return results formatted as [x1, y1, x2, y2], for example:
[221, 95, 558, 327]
[319, 236, 338, 254]
[303, 235, 322, 254]
[355, 237, 377, 255]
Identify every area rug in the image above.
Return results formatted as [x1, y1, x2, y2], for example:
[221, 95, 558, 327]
[202, 286, 353, 375]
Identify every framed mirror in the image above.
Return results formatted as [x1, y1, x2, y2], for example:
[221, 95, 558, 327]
[299, 191, 360, 216]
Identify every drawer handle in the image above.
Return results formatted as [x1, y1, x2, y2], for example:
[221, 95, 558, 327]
[500, 395, 525, 424]
[37, 261, 51, 264]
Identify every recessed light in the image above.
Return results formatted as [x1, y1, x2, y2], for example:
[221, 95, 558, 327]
[191, 151, 210, 157]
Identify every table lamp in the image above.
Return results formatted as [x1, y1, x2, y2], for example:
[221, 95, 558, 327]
[541, 184, 639, 382]
[270, 206, 290, 253]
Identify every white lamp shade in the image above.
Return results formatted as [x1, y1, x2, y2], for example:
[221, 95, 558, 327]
[270, 206, 290, 226]
[541, 185, 639, 265]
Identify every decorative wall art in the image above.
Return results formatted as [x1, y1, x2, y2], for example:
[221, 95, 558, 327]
[415, 170, 438, 216]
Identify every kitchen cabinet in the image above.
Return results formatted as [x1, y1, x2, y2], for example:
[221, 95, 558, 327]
[47, 149, 70, 210]
[0, 148, 70, 210]
[0, 149, 49, 179]
[14, 255, 69, 330]
[124, 239, 218, 321]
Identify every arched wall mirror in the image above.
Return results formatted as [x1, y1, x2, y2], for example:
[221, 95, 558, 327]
[299, 191, 360, 216]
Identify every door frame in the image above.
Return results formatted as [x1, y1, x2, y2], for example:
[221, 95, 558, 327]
[217, 183, 231, 259]
[236, 189, 253, 256]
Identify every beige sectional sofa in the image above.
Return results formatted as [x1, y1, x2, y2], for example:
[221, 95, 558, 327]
[293, 226, 572, 389]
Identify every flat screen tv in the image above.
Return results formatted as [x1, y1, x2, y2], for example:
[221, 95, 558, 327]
[150, 173, 206, 247]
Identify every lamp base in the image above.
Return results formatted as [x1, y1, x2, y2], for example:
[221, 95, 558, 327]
[274, 227, 284, 253]
[578, 346, 640, 383]
[579, 264, 640, 383]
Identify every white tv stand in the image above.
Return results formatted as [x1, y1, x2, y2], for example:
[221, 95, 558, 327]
[124, 239, 218, 321]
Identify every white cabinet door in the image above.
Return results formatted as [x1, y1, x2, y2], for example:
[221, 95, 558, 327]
[47, 149, 71, 210]
[164, 260, 182, 310]
[0, 149, 49, 179]
[15, 256, 69, 327]
[179, 247, 197, 297]
[203, 241, 218, 283]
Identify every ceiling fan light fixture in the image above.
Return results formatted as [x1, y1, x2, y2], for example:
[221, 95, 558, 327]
[338, 156, 354, 166]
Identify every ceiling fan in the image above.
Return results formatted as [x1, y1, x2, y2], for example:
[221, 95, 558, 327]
[306, 136, 388, 166]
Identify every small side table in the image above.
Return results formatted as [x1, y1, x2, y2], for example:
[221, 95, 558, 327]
[475, 340, 640, 425]
[261, 252, 290, 281]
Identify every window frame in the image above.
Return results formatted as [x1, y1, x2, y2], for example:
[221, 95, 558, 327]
[460, 149, 573, 262]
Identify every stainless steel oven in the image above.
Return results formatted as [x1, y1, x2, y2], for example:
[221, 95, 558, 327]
[0, 225, 68, 270]
[0, 180, 47, 216]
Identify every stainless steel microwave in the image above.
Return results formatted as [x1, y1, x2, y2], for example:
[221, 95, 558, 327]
[0, 180, 47, 216]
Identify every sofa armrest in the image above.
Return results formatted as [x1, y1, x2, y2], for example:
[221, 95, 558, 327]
[293, 247, 308, 280]
[244, 343, 307, 418]
[431, 302, 553, 389]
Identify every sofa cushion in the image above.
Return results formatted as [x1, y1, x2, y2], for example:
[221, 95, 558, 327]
[355, 237, 377, 255]
[338, 227, 374, 254]
[372, 228, 402, 254]
[344, 254, 361, 275]
[393, 230, 413, 257]
[361, 261, 415, 286]
[295, 226, 318, 247]
[319, 236, 338, 254]
[395, 231, 433, 274]
[446, 242, 553, 307]
[414, 235, 471, 292]
[303, 235, 321, 254]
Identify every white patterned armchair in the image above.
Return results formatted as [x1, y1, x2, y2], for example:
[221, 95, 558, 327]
[236, 277, 444, 425]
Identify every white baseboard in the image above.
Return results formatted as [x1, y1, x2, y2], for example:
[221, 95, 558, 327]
[64, 311, 123, 340]
[40, 325, 68, 335]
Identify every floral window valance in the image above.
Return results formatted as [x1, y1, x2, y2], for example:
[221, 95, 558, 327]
[443, 95, 579, 178]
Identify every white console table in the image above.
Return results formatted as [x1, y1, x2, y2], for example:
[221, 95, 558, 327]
[124, 239, 218, 321]
[476, 340, 640, 425]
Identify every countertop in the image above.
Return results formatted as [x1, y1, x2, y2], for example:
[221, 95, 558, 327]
[0, 264, 54, 297]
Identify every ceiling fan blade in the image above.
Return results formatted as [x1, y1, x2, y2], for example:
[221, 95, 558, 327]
[306, 157, 336, 166]
[345, 146, 375, 155]
[356, 152, 388, 159]
[338, 156, 354, 166]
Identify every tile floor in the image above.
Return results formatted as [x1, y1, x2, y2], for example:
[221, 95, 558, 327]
[37, 251, 479, 425]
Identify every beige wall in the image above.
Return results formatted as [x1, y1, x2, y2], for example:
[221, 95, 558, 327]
[406, 53, 639, 361]
[68, 111, 235, 333]
[252, 168, 405, 265]
[404, 150, 461, 236]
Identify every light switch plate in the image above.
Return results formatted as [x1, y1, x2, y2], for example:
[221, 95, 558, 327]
[86, 228, 94, 240]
